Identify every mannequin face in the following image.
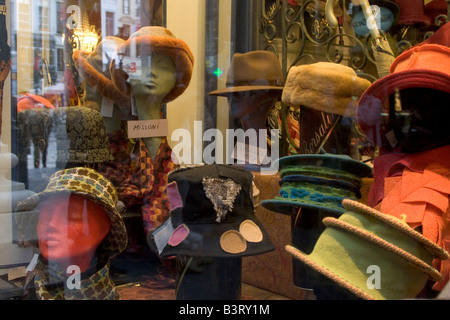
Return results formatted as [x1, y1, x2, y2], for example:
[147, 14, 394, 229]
[37, 193, 111, 263]
[227, 90, 279, 119]
[129, 53, 177, 101]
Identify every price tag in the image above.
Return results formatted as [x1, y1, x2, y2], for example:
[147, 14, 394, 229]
[127, 119, 169, 138]
[101, 97, 114, 117]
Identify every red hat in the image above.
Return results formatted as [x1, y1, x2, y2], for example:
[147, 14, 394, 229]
[17, 93, 55, 113]
[424, 0, 448, 24]
[394, 0, 431, 26]
[356, 42, 450, 145]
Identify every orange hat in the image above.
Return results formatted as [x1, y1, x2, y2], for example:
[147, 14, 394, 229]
[17, 93, 55, 113]
[73, 36, 132, 117]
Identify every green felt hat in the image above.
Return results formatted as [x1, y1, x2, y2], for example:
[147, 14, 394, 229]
[285, 200, 449, 300]
[261, 154, 372, 215]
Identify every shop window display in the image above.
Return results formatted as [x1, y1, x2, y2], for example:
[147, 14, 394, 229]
[0, 0, 449, 304]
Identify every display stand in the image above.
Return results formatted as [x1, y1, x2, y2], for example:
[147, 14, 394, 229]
[175, 256, 242, 300]
[291, 206, 339, 289]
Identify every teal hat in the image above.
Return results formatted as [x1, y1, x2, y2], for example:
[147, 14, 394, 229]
[261, 154, 372, 215]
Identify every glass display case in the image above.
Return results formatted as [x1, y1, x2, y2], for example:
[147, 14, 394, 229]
[0, 0, 449, 304]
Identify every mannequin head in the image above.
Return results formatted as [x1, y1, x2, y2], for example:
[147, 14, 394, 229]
[37, 193, 111, 272]
[129, 53, 177, 105]
[388, 87, 450, 153]
[111, 26, 194, 106]
[208, 51, 284, 131]
[227, 89, 280, 130]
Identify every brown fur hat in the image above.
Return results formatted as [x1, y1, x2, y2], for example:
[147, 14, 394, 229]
[282, 62, 372, 117]
[73, 37, 132, 117]
[110, 26, 194, 104]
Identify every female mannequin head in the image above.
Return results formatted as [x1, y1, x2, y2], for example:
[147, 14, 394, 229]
[37, 193, 111, 272]
[129, 53, 178, 106]
[111, 26, 194, 108]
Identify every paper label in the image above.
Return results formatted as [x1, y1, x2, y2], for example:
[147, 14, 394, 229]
[101, 97, 114, 118]
[153, 217, 174, 254]
[232, 141, 264, 165]
[25, 253, 39, 273]
[120, 56, 142, 79]
[127, 119, 169, 138]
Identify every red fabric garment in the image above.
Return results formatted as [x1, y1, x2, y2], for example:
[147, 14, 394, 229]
[116, 138, 178, 234]
[371, 145, 450, 291]
[368, 145, 450, 207]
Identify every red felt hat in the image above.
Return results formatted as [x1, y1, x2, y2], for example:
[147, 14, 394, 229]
[425, 0, 448, 24]
[356, 41, 450, 145]
[17, 93, 55, 113]
[394, 0, 431, 26]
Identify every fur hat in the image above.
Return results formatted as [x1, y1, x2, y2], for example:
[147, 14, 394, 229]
[73, 37, 134, 118]
[111, 26, 194, 104]
[282, 62, 372, 117]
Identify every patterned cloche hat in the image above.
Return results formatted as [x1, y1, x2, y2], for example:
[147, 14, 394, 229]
[51, 107, 114, 167]
[15, 167, 127, 258]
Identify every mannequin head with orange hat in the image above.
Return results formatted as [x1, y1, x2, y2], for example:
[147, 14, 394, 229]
[111, 26, 194, 159]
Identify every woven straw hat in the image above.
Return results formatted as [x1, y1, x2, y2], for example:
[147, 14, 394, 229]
[285, 199, 449, 300]
[15, 167, 128, 259]
[111, 26, 194, 104]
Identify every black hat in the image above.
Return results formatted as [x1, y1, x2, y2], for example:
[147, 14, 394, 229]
[147, 164, 275, 257]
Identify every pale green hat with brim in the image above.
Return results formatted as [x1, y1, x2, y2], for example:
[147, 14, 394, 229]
[285, 199, 449, 300]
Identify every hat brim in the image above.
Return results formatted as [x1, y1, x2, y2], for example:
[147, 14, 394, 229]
[286, 244, 377, 300]
[356, 70, 450, 144]
[208, 86, 284, 97]
[261, 198, 347, 216]
[342, 199, 450, 261]
[147, 207, 275, 258]
[277, 154, 373, 179]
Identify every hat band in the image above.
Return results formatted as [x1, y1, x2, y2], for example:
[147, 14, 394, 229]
[277, 181, 360, 212]
[226, 79, 283, 88]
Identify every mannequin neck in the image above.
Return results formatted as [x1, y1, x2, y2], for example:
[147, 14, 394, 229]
[133, 95, 165, 161]
[48, 248, 97, 274]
